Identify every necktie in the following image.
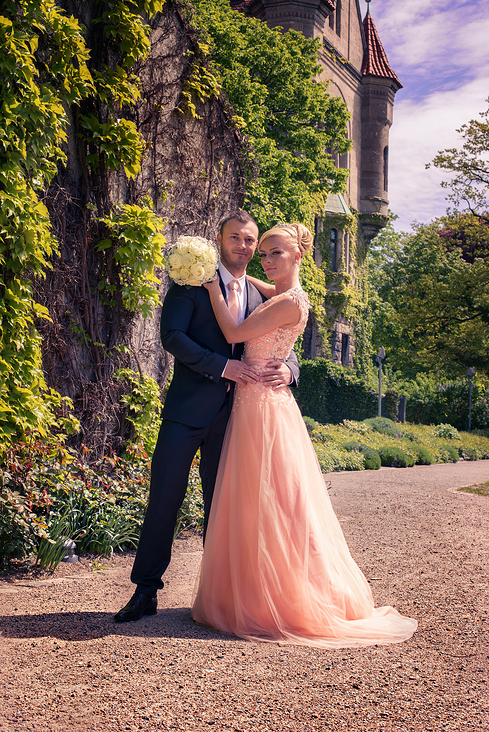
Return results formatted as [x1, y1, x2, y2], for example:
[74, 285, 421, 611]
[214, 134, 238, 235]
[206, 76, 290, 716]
[227, 280, 240, 352]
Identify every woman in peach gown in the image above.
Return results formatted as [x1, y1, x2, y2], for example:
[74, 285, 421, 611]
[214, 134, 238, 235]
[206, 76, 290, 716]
[192, 223, 417, 649]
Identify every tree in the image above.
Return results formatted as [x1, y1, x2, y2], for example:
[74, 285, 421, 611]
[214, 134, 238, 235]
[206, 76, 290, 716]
[191, 0, 351, 231]
[429, 98, 489, 222]
[368, 214, 489, 378]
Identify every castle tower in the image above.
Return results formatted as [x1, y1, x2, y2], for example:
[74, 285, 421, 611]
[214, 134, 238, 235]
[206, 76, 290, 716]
[359, 5, 402, 240]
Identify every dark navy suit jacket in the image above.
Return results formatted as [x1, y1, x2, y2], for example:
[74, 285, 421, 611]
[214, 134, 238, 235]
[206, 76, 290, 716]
[160, 278, 300, 427]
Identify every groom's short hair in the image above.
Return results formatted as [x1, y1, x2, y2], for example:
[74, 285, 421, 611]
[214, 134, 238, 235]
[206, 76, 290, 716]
[219, 210, 257, 235]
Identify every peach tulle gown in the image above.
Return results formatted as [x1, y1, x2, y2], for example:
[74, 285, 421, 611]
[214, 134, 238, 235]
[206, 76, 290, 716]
[192, 288, 417, 648]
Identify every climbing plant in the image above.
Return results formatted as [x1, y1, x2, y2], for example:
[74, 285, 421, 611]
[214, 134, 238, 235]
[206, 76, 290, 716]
[0, 0, 166, 451]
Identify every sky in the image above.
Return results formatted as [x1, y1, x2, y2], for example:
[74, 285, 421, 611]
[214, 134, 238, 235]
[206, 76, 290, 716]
[362, 0, 489, 232]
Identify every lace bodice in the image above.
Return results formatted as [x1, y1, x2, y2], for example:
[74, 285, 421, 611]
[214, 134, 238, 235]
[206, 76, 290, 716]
[244, 287, 310, 362]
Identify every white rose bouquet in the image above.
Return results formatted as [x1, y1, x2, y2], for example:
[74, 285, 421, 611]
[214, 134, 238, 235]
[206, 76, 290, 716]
[167, 236, 220, 287]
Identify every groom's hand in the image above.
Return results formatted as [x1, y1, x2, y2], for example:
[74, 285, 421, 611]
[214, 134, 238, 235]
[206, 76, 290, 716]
[223, 360, 259, 384]
[261, 361, 293, 389]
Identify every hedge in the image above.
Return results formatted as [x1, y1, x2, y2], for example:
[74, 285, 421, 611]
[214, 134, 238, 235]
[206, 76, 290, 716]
[296, 359, 395, 424]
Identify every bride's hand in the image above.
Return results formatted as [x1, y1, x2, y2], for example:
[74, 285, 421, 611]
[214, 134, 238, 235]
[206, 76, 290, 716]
[203, 276, 220, 292]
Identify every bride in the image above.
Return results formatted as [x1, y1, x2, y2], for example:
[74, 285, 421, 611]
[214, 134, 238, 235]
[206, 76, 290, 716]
[192, 222, 417, 648]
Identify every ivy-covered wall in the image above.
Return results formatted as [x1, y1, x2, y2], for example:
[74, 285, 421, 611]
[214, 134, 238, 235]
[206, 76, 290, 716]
[0, 0, 246, 455]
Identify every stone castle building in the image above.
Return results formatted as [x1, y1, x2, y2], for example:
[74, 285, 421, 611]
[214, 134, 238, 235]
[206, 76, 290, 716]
[231, 0, 401, 366]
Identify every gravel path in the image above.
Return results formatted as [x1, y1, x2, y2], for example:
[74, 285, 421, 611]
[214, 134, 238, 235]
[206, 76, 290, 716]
[1, 461, 488, 732]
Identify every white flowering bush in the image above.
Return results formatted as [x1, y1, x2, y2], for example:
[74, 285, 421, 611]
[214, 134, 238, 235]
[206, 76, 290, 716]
[167, 236, 219, 287]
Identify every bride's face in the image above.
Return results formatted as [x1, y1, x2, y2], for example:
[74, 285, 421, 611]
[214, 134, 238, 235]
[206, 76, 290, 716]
[259, 235, 299, 281]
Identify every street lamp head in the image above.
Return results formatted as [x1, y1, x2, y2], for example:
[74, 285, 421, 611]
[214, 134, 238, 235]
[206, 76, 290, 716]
[376, 346, 386, 364]
[467, 367, 476, 380]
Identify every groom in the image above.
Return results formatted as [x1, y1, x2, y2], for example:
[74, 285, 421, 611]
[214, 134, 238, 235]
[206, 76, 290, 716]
[114, 210, 300, 622]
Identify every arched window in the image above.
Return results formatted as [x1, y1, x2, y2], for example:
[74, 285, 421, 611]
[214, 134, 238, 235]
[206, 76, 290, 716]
[383, 146, 389, 191]
[336, 0, 342, 37]
[330, 228, 338, 272]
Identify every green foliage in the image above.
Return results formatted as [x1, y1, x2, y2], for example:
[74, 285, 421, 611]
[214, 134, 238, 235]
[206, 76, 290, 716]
[0, 2, 95, 448]
[429, 97, 489, 222]
[114, 368, 162, 455]
[368, 213, 489, 378]
[81, 114, 145, 179]
[174, 458, 204, 537]
[415, 446, 434, 465]
[0, 1, 164, 451]
[191, 0, 350, 231]
[363, 417, 402, 438]
[433, 423, 461, 440]
[178, 57, 222, 119]
[303, 416, 317, 436]
[1, 429, 204, 568]
[314, 442, 365, 473]
[400, 374, 489, 431]
[97, 198, 166, 317]
[303, 418, 489, 473]
[340, 419, 371, 435]
[378, 445, 414, 468]
[296, 358, 378, 424]
[439, 444, 460, 463]
[342, 441, 381, 470]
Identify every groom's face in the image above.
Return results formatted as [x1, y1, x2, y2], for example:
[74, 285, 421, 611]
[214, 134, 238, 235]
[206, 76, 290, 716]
[218, 219, 259, 276]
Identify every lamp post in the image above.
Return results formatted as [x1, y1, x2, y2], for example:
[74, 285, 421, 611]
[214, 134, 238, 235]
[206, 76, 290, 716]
[467, 367, 476, 432]
[376, 347, 386, 417]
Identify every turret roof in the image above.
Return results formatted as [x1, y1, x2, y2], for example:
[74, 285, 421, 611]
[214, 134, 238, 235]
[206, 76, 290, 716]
[362, 12, 402, 86]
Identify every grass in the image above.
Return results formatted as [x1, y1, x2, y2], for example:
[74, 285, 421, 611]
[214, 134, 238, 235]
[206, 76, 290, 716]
[458, 481, 489, 496]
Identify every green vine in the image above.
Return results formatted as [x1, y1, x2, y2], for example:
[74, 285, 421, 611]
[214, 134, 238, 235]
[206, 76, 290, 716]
[114, 368, 162, 455]
[0, 1, 166, 450]
[97, 197, 166, 318]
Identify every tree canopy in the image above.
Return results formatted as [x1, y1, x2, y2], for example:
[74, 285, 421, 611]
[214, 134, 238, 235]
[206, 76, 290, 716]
[369, 213, 489, 379]
[191, 0, 351, 231]
[429, 98, 489, 223]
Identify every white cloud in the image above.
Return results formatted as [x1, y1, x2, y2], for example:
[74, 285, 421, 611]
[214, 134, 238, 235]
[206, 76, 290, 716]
[389, 79, 488, 230]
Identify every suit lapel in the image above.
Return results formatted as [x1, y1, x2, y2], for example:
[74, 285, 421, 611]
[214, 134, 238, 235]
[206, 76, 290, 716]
[245, 277, 264, 316]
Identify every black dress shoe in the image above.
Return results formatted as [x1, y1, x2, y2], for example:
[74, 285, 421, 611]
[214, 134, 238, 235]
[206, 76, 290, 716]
[114, 591, 157, 622]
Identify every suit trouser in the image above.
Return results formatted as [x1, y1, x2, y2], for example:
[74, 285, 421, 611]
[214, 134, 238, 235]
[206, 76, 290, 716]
[130, 394, 231, 596]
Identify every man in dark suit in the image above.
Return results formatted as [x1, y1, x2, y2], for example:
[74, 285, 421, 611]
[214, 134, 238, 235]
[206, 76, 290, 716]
[114, 211, 299, 622]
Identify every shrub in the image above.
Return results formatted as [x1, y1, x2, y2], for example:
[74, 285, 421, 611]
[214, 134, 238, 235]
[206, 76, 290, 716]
[364, 417, 402, 438]
[439, 444, 459, 463]
[303, 416, 318, 435]
[404, 375, 489, 430]
[461, 447, 478, 461]
[314, 443, 365, 473]
[296, 359, 378, 424]
[433, 423, 461, 440]
[415, 446, 434, 465]
[343, 441, 381, 470]
[383, 388, 401, 422]
[340, 419, 371, 435]
[473, 428, 489, 438]
[378, 446, 414, 468]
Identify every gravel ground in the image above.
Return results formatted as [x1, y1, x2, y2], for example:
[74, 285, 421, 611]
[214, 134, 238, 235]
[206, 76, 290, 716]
[1, 461, 488, 732]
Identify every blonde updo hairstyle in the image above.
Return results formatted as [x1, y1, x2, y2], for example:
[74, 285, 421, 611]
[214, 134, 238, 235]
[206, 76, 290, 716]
[258, 222, 313, 260]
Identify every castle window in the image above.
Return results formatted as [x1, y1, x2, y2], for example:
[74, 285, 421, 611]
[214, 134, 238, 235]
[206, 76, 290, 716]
[341, 333, 350, 366]
[330, 228, 338, 271]
[383, 146, 389, 191]
[336, 1, 342, 37]
[329, 11, 335, 30]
